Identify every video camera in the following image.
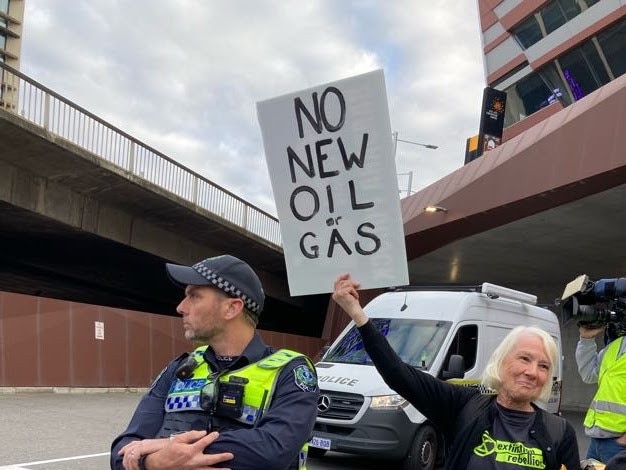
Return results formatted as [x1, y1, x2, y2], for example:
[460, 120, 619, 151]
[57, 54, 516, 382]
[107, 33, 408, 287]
[561, 274, 626, 340]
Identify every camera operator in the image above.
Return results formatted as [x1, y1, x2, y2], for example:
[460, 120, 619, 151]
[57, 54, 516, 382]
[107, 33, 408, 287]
[576, 322, 626, 463]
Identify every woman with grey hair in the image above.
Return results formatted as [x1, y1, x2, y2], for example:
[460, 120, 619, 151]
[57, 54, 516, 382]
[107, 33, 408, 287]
[332, 273, 580, 470]
[482, 324, 559, 404]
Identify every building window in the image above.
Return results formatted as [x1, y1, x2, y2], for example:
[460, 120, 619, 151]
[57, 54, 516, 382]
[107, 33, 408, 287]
[538, 1, 569, 36]
[558, 42, 611, 100]
[503, 63, 571, 127]
[503, 16, 626, 127]
[1, 0, 9, 54]
[514, 15, 544, 49]
[513, 0, 601, 50]
[597, 19, 626, 78]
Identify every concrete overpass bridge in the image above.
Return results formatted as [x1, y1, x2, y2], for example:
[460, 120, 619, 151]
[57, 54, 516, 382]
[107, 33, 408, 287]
[2, 62, 626, 407]
[0, 63, 331, 339]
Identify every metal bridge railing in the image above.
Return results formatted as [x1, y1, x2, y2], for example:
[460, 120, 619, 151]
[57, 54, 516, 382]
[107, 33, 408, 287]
[0, 62, 282, 248]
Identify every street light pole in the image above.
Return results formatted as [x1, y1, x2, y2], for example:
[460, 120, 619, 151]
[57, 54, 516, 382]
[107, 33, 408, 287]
[392, 131, 438, 159]
[397, 138, 438, 149]
[392, 131, 399, 159]
[393, 132, 438, 197]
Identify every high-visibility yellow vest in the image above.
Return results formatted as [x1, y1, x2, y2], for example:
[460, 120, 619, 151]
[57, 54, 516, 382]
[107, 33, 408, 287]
[161, 346, 314, 469]
[584, 336, 626, 433]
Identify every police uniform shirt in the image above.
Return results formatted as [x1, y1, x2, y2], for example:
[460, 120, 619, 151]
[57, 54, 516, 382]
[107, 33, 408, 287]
[110, 332, 319, 470]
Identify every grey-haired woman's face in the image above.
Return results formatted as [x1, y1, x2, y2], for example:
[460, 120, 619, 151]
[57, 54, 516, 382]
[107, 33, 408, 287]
[497, 334, 550, 410]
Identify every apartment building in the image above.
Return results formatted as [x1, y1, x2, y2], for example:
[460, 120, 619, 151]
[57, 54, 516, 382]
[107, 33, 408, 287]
[478, 0, 626, 138]
[0, 0, 24, 109]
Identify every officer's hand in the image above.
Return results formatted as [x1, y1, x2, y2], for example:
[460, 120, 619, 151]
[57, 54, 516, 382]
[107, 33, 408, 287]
[579, 325, 605, 339]
[333, 273, 368, 326]
[143, 431, 234, 470]
[120, 438, 168, 470]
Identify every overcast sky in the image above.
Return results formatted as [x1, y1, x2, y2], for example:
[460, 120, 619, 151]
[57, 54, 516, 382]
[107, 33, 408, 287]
[20, 0, 485, 215]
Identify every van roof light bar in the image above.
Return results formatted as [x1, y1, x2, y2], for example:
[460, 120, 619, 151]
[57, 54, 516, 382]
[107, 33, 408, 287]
[387, 284, 483, 293]
[481, 283, 537, 305]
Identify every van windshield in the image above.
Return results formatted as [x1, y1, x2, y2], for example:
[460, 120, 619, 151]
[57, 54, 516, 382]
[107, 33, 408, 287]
[323, 318, 452, 369]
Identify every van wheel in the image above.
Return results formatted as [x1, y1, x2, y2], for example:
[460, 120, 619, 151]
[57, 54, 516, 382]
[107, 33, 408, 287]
[403, 424, 437, 470]
[308, 447, 327, 458]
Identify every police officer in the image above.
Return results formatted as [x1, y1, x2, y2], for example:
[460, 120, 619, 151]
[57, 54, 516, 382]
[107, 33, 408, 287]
[110, 255, 319, 470]
[576, 324, 626, 464]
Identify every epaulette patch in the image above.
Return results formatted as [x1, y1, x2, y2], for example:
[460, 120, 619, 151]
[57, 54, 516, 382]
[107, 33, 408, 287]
[294, 364, 317, 393]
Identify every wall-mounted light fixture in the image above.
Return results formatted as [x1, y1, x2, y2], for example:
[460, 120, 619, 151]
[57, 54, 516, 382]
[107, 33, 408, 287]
[424, 205, 448, 214]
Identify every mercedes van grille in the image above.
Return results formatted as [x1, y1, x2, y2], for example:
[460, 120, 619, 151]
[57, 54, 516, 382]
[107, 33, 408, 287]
[317, 390, 364, 420]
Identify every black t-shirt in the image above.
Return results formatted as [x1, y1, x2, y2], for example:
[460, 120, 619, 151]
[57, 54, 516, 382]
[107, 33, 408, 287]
[467, 403, 546, 469]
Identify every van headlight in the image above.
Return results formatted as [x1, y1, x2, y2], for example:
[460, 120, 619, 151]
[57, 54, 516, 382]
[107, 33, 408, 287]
[370, 394, 407, 409]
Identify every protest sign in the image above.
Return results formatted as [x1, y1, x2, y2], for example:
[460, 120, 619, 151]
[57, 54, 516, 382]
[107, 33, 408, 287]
[257, 69, 408, 296]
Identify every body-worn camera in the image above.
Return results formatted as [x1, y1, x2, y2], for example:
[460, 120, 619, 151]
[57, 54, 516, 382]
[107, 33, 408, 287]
[561, 274, 626, 340]
[200, 375, 248, 419]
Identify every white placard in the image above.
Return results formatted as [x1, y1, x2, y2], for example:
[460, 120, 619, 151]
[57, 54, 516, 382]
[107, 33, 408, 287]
[257, 69, 408, 296]
[95, 321, 104, 340]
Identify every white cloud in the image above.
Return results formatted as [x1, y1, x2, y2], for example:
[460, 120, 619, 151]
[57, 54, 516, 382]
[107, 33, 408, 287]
[20, 0, 485, 212]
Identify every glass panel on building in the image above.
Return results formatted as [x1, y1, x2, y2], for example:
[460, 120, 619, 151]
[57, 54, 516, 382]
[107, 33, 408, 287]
[1, 0, 9, 53]
[503, 63, 569, 127]
[597, 18, 626, 78]
[541, 1, 568, 36]
[512, 0, 601, 50]
[558, 44, 608, 100]
[514, 15, 544, 49]
[583, 0, 601, 8]
[503, 15, 626, 126]
[556, 0, 584, 23]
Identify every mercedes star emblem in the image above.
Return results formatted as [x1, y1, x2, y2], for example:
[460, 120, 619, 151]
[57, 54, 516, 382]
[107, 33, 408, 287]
[317, 394, 331, 413]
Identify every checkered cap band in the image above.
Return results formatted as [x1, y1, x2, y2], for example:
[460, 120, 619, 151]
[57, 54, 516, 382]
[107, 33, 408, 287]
[192, 262, 260, 314]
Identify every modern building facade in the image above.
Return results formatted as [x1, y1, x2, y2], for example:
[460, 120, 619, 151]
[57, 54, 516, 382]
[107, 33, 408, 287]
[0, 0, 23, 67]
[0, 0, 24, 110]
[478, 0, 626, 137]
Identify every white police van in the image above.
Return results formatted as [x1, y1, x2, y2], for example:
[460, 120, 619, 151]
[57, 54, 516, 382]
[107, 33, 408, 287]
[309, 283, 563, 470]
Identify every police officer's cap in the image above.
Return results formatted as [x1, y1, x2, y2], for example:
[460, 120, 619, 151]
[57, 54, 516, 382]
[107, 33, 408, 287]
[166, 255, 265, 316]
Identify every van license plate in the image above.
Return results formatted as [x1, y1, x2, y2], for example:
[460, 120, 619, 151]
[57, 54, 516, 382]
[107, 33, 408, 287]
[309, 436, 331, 450]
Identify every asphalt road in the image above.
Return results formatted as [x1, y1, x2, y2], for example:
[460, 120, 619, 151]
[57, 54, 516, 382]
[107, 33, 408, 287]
[0, 391, 589, 470]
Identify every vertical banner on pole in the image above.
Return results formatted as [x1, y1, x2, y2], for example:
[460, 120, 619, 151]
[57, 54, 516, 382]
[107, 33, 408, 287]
[476, 86, 507, 158]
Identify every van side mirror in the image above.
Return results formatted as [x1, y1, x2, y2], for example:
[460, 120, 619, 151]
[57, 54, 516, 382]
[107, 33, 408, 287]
[318, 345, 330, 361]
[441, 354, 465, 380]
